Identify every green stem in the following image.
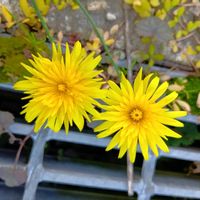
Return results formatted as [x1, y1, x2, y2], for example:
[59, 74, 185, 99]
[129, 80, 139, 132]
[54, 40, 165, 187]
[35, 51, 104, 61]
[30, 0, 54, 43]
[74, 0, 120, 76]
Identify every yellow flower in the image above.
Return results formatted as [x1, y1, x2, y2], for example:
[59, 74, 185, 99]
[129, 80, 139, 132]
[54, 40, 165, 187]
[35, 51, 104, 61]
[0, 4, 15, 28]
[14, 41, 105, 133]
[94, 68, 187, 163]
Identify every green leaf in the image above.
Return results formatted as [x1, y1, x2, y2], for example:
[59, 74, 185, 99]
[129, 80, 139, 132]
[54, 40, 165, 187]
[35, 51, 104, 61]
[187, 21, 196, 32]
[148, 44, 155, 56]
[155, 9, 167, 20]
[148, 58, 154, 67]
[150, 0, 160, 7]
[196, 45, 200, 52]
[171, 0, 180, 7]
[153, 53, 164, 61]
[178, 77, 200, 115]
[176, 30, 183, 39]
[164, 0, 172, 12]
[186, 45, 197, 55]
[141, 37, 151, 44]
[0, 36, 49, 83]
[174, 7, 185, 18]
[168, 123, 200, 147]
[168, 18, 178, 28]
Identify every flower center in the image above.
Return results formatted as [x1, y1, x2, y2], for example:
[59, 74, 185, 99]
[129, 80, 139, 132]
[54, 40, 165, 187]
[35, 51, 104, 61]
[57, 84, 67, 92]
[130, 108, 143, 121]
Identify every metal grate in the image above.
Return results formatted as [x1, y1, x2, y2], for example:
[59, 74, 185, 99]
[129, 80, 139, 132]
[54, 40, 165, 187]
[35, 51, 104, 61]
[1, 115, 198, 200]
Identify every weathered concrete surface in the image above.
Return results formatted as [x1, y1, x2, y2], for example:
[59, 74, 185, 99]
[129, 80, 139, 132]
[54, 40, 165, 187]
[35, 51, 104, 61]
[1, 0, 200, 71]
[47, 0, 124, 38]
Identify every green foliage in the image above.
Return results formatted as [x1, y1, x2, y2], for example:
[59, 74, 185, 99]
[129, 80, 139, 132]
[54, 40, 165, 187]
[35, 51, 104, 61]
[141, 43, 164, 67]
[0, 34, 49, 83]
[126, 0, 200, 72]
[173, 77, 200, 115]
[167, 122, 200, 147]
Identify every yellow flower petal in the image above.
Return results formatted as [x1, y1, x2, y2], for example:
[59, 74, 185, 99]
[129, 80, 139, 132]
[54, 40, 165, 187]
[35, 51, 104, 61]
[106, 131, 121, 151]
[14, 41, 104, 133]
[118, 143, 128, 158]
[94, 67, 186, 163]
[145, 77, 159, 99]
[139, 129, 149, 160]
[133, 68, 143, 93]
[143, 73, 153, 92]
[164, 111, 187, 118]
[150, 81, 169, 102]
[156, 92, 178, 107]
[129, 139, 137, 163]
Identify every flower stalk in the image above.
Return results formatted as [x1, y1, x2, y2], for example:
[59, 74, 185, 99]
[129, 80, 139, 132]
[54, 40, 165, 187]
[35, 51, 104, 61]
[30, 0, 54, 43]
[74, 0, 120, 76]
[124, 3, 134, 196]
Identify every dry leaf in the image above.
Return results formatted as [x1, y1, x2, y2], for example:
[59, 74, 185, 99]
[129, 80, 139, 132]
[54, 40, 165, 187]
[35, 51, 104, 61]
[196, 92, 200, 108]
[160, 74, 171, 82]
[176, 99, 191, 112]
[168, 84, 185, 92]
[107, 66, 118, 78]
[87, 1, 107, 11]
[0, 166, 27, 187]
[57, 31, 63, 43]
[0, 111, 14, 134]
[188, 162, 200, 174]
[104, 31, 110, 40]
[110, 24, 119, 35]
[197, 116, 200, 123]
[172, 102, 180, 111]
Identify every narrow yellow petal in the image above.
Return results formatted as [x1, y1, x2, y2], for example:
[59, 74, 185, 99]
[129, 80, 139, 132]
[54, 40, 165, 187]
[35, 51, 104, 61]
[97, 122, 122, 138]
[139, 129, 149, 160]
[134, 67, 143, 93]
[118, 143, 128, 158]
[156, 92, 178, 108]
[143, 73, 153, 92]
[108, 80, 121, 95]
[150, 81, 168, 102]
[65, 42, 71, 67]
[146, 129, 159, 157]
[156, 116, 184, 127]
[134, 81, 144, 101]
[72, 109, 84, 131]
[47, 115, 56, 131]
[154, 122, 181, 138]
[21, 63, 41, 76]
[52, 43, 57, 61]
[164, 111, 187, 118]
[129, 139, 137, 163]
[86, 55, 102, 71]
[54, 108, 65, 132]
[106, 131, 120, 151]
[94, 121, 114, 132]
[80, 52, 95, 68]
[34, 113, 47, 132]
[155, 136, 169, 153]
[120, 75, 133, 100]
[70, 41, 82, 67]
[64, 116, 69, 134]
[145, 77, 159, 99]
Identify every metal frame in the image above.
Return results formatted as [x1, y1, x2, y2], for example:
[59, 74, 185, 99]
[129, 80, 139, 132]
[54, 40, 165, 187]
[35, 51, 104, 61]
[2, 117, 198, 200]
